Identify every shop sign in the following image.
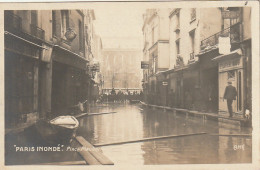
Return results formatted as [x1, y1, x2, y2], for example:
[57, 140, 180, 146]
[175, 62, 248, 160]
[219, 58, 241, 71]
[141, 61, 149, 69]
[219, 37, 231, 55]
[162, 82, 168, 86]
[222, 11, 240, 19]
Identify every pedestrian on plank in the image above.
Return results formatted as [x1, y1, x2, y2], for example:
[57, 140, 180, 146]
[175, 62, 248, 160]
[223, 81, 237, 117]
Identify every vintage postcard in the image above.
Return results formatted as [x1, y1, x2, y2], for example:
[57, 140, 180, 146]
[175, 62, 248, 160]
[0, 1, 259, 170]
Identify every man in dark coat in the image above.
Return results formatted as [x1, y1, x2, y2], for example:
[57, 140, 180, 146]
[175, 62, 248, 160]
[223, 81, 237, 117]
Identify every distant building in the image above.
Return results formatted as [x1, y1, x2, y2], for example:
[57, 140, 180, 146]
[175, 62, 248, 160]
[101, 48, 142, 94]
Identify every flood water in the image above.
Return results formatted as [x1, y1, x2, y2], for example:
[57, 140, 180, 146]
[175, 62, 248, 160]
[77, 103, 252, 165]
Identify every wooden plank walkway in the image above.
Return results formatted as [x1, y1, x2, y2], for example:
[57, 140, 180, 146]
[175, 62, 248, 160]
[94, 132, 207, 147]
[74, 136, 114, 165]
[140, 102, 249, 125]
[209, 134, 252, 137]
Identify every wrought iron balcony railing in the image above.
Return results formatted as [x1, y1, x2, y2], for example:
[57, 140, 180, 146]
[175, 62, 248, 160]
[200, 22, 241, 51]
[30, 24, 45, 40]
[4, 12, 22, 33]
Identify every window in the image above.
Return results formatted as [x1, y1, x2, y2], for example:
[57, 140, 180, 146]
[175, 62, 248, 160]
[191, 8, 196, 21]
[52, 11, 57, 36]
[30, 11, 38, 37]
[176, 12, 180, 30]
[78, 20, 83, 50]
[151, 27, 154, 45]
[31, 10, 37, 26]
[153, 56, 156, 74]
[149, 54, 156, 75]
[189, 30, 195, 53]
[176, 40, 180, 55]
[61, 10, 69, 36]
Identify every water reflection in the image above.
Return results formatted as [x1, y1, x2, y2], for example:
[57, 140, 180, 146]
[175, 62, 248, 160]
[77, 103, 252, 164]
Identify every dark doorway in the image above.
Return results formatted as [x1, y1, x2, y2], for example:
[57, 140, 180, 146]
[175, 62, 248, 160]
[201, 67, 219, 113]
[51, 62, 67, 115]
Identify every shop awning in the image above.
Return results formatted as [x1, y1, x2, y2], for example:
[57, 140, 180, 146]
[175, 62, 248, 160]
[212, 49, 242, 61]
[52, 45, 89, 70]
[5, 31, 47, 49]
[54, 45, 89, 62]
[155, 70, 169, 76]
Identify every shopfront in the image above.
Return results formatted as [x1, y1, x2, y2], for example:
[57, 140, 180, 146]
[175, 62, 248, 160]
[51, 45, 88, 115]
[156, 72, 168, 106]
[213, 49, 243, 115]
[198, 50, 219, 113]
[5, 32, 42, 128]
[183, 63, 200, 110]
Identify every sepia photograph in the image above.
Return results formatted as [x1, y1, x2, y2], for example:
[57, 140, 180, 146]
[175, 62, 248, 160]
[1, 1, 259, 169]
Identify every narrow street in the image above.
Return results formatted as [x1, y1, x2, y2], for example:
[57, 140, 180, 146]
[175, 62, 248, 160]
[77, 103, 252, 164]
[3, 4, 255, 167]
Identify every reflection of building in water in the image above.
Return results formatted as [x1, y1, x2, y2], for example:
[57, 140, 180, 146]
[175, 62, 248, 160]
[93, 106, 145, 165]
[101, 47, 142, 93]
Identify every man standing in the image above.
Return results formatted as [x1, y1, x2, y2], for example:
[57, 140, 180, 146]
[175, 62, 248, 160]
[223, 81, 237, 117]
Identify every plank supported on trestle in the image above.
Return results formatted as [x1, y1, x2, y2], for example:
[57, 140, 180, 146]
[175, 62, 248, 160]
[88, 112, 116, 116]
[210, 134, 252, 137]
[76, 136, 114, 165]
[75, 111, 116, 119]
[94, 132, 207, 147]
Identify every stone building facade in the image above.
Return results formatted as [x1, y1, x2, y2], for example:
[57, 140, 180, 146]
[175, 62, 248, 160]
[4, 10, 99, 130]
[101, 48, 142, 94]
[142, 7, 252, 117]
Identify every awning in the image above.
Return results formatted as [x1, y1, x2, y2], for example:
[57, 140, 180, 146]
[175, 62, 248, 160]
[212, 49, 242, 61]
[5, 31, 47, 49]
[52, 45, 88, 70]
[54, 45, 89, 62]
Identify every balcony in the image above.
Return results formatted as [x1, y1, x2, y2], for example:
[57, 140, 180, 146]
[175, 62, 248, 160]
[4, 12, 22, 33]
[200, 22, 241, 52]
[30, 24, 45, 40]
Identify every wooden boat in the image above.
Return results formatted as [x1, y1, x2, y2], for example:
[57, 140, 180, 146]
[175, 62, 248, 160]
[34, 116, 79, 145]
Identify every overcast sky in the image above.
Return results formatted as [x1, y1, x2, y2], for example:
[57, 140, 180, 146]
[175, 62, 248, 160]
[93, 6, 146, 49]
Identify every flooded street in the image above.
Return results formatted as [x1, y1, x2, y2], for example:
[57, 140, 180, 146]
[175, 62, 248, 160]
[77, 103, 252, 165]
